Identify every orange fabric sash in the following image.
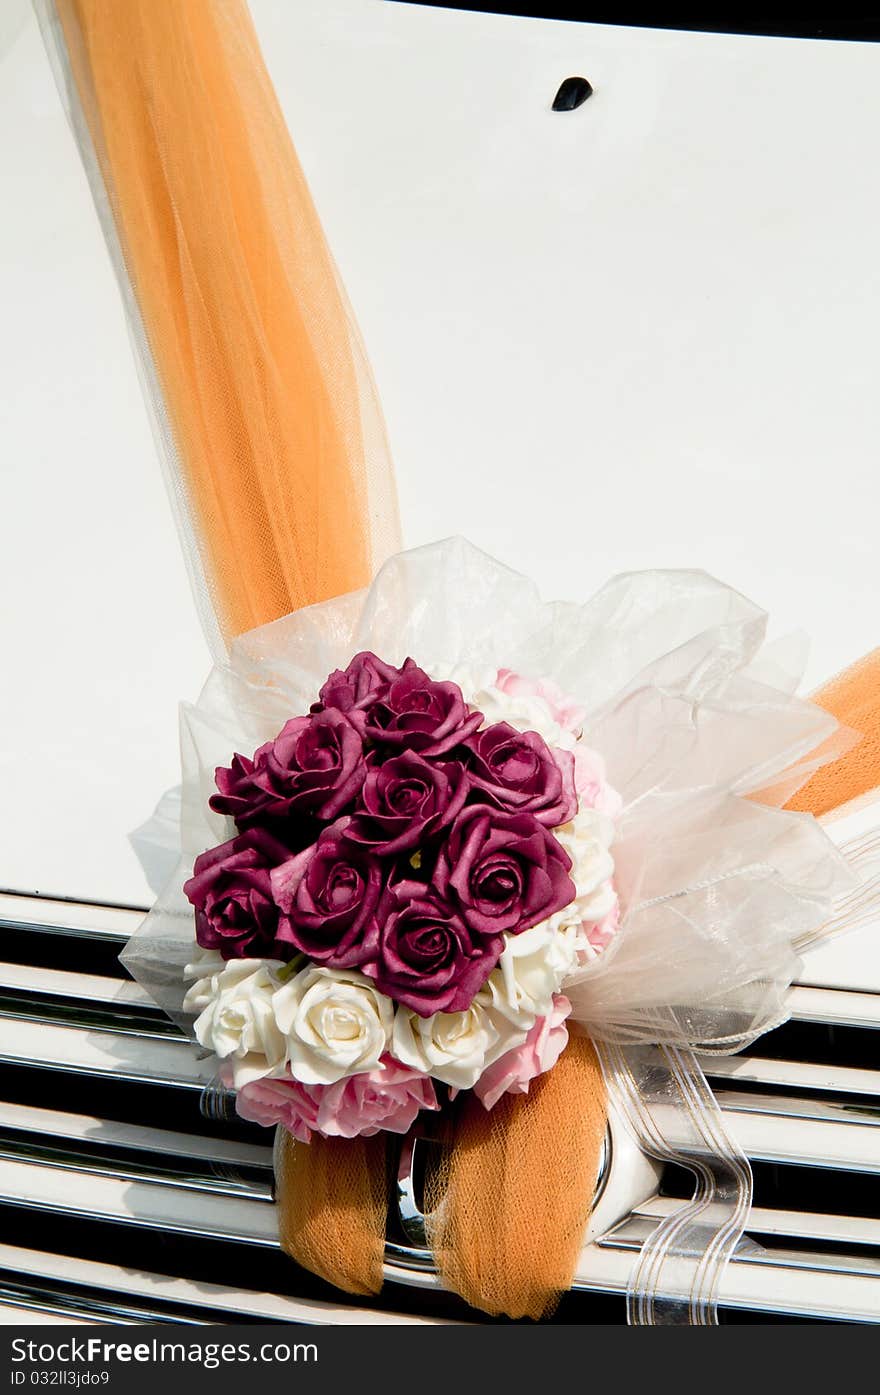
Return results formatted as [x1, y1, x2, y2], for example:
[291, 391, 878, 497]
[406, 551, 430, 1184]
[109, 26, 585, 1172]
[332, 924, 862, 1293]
[44, 0, 399, 645]
[786, 650, 880, 819]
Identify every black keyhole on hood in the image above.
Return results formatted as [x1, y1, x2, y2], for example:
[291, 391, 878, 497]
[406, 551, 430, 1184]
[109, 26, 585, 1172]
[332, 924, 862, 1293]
[552, 76, 593, 111]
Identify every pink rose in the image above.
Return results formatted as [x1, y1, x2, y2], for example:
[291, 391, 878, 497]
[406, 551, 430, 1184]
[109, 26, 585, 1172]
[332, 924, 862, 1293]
[234, 1057, 438, 1142]
[494, 671, 622, 817]
[586, 898, 620, 953]
[314, 1057, 439, 1139]
[495, 669, 585, 735]
[234, 1073, 321, 1143]
[571, 745, 623, 818]
[474, 995, 571, 1111]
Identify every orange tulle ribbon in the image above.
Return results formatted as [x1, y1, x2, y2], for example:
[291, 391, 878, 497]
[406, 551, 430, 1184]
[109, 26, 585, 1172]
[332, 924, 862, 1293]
[786, 649, 880, 819]
[425, 1033, 607, 1320]
[276, 1132, 388, 1297]
[42, 0, 399, 647]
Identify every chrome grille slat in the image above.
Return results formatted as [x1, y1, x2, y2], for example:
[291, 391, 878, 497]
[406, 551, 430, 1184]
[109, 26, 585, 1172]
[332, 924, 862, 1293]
[0, 1279, 201, 1326]
[788, 985, 880, 1030]
[0, 1156, 280, 1245]
[0, 1017, 209, 1088]
[0, 1101, 272, 1170]
[0, 962, 153, 1007]
[605, 1218, 880, 1280]
[578, 1238, 880, 1322]
[1, 895, 878, 1322]
[636, 1195, 880, 1247]
[0, 1299, 113, 1326]
[700, 1054, 880, 1096]
[0, 1102, 273, 1199]
[0, 1244, 463, 1326]
[0, 894, 142, 943]
[4, 1015, 879, 1173]
[4, 1148, 880, 1322]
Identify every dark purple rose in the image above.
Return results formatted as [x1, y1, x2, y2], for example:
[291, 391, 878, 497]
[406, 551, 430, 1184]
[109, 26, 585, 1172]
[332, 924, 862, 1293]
[344, 750, 469, 856]
[433, 807, 575, 937]
[271, 822, 387, 968]
[365, 881, 502, 1016]
[462, 721, 577, 827]
[365, 659, 482, 757]
[210, 709, 366, 829]
[184, 828, 292, 959]
[315, 651, 400, 715]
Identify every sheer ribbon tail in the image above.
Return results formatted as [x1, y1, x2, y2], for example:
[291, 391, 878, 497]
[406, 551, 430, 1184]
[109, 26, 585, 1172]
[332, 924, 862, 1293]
[597, 1040, 752, 1326]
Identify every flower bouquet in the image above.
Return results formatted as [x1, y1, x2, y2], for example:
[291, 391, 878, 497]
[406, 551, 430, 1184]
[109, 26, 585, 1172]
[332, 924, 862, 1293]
[125, 538, 876, 1322]
[181, 648, 619, 1140]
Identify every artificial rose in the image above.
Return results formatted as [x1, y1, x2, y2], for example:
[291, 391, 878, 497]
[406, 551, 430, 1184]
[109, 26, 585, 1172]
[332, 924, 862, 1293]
[181, 948, 227, 1013]
[210, 708, 365, 829]
[235, 1056, 438, 1141]
[587, 898, 620, 953]
[366, 882, 503, 1016]
[442, 665, 575, 752]
[571, 743, 624, 818]
[494, 670, 586, 735]
[270, 823, 387, 967]
[554, 806, 617, 923]
[474, 995, 571, 1110]
[479, 917, 583, 1028]
[315, 651, 400, 715]
[190, 958, 287, 1087]
[392, 997, 530, 1090]
[234, 1071, 320, 1143]
[344, 750, 468, 855]
[315, 1056, 438, 1137]
[184, 828, 292, 959]
[462, 721, 576, 827]
[365, 660, 482, 757]
[274, 965, 392, 1085]
[433, 807, 576, 938]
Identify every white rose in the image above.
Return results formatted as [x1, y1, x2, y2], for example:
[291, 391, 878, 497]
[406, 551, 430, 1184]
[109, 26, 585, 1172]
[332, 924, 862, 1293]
[427, 662, 498, 700]
[191, 959, 288, 1087]
[274, 966, 392, 1085]
[426, 663, 574, 750]
[393, 999, 526, 1090]
[479, 919, 582, 1027]
[479, 687, 573, 750]
[555, 805, 617, 922]
[182, 947, 228, 1014]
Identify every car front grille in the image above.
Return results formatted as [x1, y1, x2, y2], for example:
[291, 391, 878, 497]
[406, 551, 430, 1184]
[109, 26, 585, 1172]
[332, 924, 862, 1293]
[1, 892, 879, 1324]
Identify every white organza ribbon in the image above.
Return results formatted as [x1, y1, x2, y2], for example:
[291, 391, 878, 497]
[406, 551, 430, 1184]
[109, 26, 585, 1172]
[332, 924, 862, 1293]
[123, 538, 870, 1324]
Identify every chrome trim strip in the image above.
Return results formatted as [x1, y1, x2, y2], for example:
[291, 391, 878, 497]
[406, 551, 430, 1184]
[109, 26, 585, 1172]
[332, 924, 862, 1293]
[0, 961, 153, 1006]
[0, 894, 144, 943]
[713, 1089, 880, 1129]
[637, 1195, 880, 1247]
[701, 1054, 880, 1097]
[0, 1243, 463, 1325]
[0, 1157, 280, 1246]
[789, 984, 880, 1030]
[0, 1101, 272, 1169]
[0, 1017, 210, 1089]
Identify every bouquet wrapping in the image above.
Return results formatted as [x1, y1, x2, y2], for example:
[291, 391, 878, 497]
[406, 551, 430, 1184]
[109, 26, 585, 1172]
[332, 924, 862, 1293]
[125, 538, 876, 1321]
